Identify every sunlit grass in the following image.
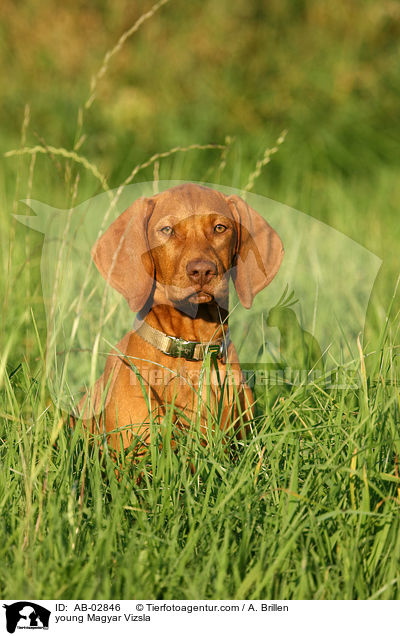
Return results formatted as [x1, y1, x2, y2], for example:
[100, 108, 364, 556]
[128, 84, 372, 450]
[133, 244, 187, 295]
[0, 326, 399, 598]
[1, 0, 400, 601]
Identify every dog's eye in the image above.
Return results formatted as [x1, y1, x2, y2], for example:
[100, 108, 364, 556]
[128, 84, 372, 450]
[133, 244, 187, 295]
[214, 224, 227, 234]
[160, 226, 173, 236]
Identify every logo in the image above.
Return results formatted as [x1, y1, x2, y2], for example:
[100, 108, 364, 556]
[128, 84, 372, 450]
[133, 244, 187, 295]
[2, 603, 50, 634]
[16, 180, 381, 405]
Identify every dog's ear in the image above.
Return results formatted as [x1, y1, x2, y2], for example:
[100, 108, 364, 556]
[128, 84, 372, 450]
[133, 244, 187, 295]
[227, 194, 284, 309]
[92, 196, 155, 312]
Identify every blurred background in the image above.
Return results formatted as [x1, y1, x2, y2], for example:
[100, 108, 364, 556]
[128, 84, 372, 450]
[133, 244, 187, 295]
[1, 0, 400, 365]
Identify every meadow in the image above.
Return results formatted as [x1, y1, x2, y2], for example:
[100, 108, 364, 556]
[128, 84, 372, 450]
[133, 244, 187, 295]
[0, 0, 399, 599]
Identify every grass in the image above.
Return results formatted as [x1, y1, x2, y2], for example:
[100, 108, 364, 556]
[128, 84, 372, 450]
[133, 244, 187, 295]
[1, 338, 399, 599]
[1, 0, 400, 600]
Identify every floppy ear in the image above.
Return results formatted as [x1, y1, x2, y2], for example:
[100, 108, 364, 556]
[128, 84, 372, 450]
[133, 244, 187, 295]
[227, 194, 284, 309]
[92, 196, 155, 312]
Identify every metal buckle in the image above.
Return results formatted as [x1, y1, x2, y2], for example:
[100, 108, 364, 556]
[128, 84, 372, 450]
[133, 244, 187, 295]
[167, 338, 223, 360]
[167, 337, 196, 360]
[207, 344, 222, 358]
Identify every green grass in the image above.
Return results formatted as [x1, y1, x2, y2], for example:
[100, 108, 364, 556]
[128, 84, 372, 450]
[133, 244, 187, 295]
[1, 0, 400, 600]
[1, 339, 399, 599]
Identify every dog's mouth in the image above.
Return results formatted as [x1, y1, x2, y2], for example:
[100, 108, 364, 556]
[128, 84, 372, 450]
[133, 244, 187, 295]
[162, 277, 230, 309]
[172, 290, 215, 308]
[187, 291, 214, 304]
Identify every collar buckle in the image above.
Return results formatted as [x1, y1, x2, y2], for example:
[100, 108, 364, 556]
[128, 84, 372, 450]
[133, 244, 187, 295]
[167, 337, 197, 360]
[207, 343, 223, 358]
[135, 319, 228, 362]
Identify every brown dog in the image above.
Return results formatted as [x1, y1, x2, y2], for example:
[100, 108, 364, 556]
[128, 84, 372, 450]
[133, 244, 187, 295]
[77, 183, 283, 455]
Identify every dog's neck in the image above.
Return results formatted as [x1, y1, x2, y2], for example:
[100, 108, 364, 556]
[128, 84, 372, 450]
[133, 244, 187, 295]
[139, 302, 228, 343]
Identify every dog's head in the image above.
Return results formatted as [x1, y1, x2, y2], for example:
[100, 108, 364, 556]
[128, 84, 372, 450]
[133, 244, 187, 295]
[92, 183, 284, 312]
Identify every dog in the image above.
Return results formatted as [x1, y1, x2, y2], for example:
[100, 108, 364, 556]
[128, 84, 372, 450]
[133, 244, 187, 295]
[76, 183, 284, 456]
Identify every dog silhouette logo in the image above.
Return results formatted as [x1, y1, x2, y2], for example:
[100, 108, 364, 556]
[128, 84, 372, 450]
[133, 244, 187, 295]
[263, 285, 324, 374]
[2, 602, 50, 633]
[16, 181, 382, 406]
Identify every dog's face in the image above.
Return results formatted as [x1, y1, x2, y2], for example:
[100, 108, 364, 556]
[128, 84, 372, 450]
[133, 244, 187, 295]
[92, 183, 284, 312]
[146, 187, 237, 308]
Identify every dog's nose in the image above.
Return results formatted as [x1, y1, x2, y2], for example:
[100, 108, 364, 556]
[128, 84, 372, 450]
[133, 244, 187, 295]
[186, 259, 217, 285]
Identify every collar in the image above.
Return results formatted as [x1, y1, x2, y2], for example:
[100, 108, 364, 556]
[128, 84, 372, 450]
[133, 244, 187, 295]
[134, 319, 229, 362]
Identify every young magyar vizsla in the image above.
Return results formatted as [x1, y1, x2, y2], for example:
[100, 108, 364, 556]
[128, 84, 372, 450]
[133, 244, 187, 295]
[76, 183, 284, 455]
